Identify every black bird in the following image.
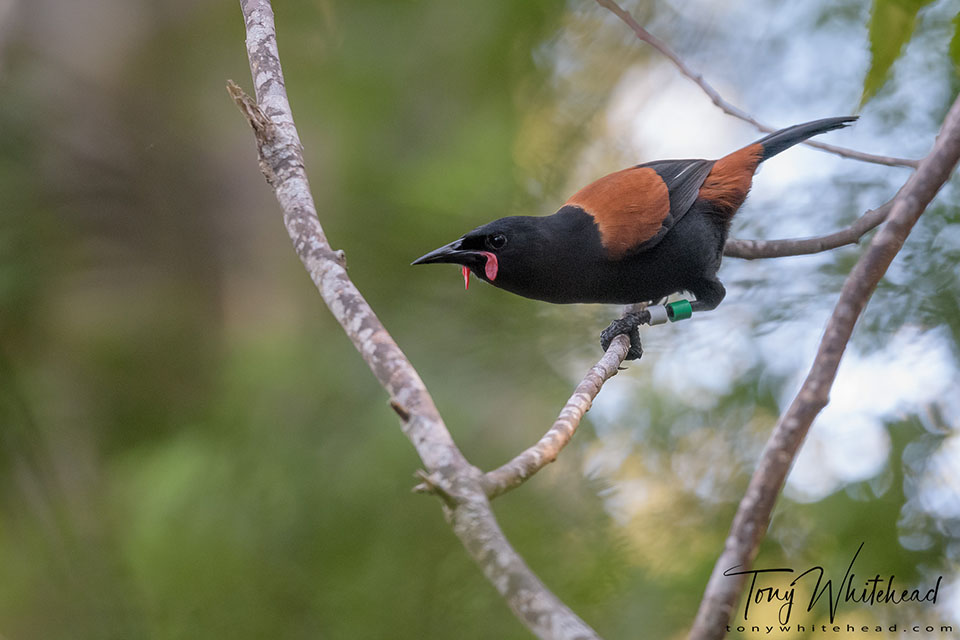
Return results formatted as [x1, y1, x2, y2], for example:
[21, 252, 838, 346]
[413, 117, 857, 359]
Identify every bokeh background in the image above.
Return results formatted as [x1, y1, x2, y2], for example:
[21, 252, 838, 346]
[1, 0, 959, 638]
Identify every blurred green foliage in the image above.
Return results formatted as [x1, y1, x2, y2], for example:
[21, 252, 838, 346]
[1, 1, 958, 639]
[861, 0, 936, 106]
[952, 11, 960, 75]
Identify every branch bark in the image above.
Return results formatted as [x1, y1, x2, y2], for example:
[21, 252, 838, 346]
[595, 0, 920, 169]
[689, 94, 960, 640]
[482, 334, 630, 499]
[723, 201, 893, 259]
[232, 2, 602, 638]
[231, 4, 959, 639]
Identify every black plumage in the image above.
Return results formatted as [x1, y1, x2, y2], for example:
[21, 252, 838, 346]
[413, 117, 857, 358]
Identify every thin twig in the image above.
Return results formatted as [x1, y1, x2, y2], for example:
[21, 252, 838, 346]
[595, 0, 920, 169]
[233, 2, 602, 638]
[723, 201, 893, 259]
[483, 334, 631, 498]
[689, 94, 960, 640]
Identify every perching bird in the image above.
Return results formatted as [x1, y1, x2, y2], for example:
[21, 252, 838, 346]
[413, 117, 857, 360]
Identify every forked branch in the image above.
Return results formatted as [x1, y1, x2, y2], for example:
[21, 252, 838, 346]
[689, 94, 960, 640]
[232, 4, 960, 640]
[233, 2, 601, 638]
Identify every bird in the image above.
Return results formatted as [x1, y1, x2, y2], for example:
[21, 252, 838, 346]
[412, 117, 857, 360]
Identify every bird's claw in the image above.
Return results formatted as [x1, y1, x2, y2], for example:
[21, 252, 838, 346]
[600, 311, 646, 361]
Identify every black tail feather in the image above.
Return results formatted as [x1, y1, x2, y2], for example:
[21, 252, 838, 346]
[756, 116, 858, 162]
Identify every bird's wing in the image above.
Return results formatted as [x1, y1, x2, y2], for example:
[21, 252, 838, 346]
[565, 159, 715, 258]
[633, 158, 716, 250]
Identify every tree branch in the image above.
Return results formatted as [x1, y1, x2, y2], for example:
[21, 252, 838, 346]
[723, 201, 893, 259]
[483, 334, 631, 499]
[689, 94, 960, 640]
[232, 2, 602, 638]
[595, 0, 920, 169]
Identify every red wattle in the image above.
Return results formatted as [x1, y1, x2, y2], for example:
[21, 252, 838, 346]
[462, 265, 470, 290]
[480, 251, 498, 281]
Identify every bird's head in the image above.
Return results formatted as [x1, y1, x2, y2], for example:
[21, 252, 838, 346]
[412, 216, 545, 292]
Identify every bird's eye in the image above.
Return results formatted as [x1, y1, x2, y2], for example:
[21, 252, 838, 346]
[487, 233, 507, 250]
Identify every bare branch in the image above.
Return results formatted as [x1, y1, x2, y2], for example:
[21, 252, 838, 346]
[724, 201, 893, 259]
[233, 2, 602, 637]
[483, 334, 631, 498]
[689, 94, 960, 640]
[595, 0, 920, 169]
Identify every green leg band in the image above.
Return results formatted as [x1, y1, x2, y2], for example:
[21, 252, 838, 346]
[666, 299, 693, 322]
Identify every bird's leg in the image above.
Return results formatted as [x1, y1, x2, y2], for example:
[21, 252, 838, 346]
[600, 308, 650, 361]
[600, 280, 726, 360]
[688, 278, 726, 313]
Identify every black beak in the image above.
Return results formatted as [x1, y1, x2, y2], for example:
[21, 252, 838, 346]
[412, 238, 472, 266]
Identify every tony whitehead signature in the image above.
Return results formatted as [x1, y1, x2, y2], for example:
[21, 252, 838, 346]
[724, 543, 942, 624]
